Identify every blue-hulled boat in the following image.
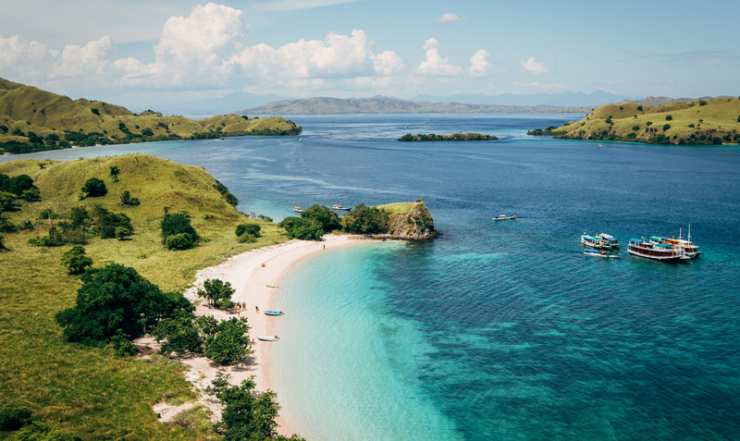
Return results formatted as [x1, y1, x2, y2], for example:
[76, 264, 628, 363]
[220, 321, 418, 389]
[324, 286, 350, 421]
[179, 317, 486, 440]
[265, 310, 284, 316]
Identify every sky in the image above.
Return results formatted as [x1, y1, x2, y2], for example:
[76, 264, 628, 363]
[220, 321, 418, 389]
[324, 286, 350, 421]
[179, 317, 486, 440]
[1, 0, 739, 107]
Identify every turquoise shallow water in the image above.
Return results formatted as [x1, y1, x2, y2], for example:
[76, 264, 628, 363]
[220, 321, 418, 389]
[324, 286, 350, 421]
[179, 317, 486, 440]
[4, 113, 740, 440]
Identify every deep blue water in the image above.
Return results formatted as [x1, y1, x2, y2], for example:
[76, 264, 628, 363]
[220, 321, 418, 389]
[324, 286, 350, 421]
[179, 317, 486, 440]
[4, 114, 740, 440]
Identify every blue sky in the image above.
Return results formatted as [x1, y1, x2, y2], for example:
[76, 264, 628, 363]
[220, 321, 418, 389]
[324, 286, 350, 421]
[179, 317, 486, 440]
[1, 0, 738, 106]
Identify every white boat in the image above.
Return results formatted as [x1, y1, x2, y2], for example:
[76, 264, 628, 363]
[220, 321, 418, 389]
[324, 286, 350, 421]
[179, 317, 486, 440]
[331, 204, 352, 211]
[581, 233, 619, 250]
[628, 238, 688, 262]
[266, 284, 279, 288]
[294, 206, 303, 213]
[648, 226, 701, 259]
[492, 214, 516, 221]
[257, 335, 280, 341]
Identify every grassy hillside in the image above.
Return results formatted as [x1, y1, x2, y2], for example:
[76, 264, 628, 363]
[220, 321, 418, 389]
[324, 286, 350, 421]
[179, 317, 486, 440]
[0, 154, 289, 440]
[0, 77, 301, 155]
[531, 97, 740, 145]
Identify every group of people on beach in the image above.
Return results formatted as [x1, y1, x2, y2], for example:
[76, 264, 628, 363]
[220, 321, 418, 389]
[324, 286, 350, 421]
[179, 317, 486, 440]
[234, 302, 260, 317]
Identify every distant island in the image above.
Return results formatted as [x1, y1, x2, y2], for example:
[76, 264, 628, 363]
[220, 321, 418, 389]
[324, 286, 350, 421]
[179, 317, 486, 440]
[529, 97, 740, 145]
[238, 97, 594, 115]
[398, 133, 498, 141]
[0, 77, 301, 155]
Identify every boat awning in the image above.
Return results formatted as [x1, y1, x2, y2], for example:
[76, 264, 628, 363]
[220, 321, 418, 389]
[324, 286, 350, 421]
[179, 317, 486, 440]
[657, 243, 674, 248]
[630, 238, 642, 243]
[600, 233, 614, 240]
[650, 236, 663, 242]
[583, 235, 596, 241]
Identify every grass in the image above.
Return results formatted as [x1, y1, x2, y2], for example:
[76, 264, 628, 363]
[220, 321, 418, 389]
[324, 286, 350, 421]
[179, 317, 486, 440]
[0, 76, 300, 149]
[0, 154, 290, 439]
[374, 202, 415, 215]
[549, 97, 740, 145]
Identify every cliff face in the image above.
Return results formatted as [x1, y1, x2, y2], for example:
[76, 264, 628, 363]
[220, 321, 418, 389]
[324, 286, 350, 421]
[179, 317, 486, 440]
[376, 201, 438, 240]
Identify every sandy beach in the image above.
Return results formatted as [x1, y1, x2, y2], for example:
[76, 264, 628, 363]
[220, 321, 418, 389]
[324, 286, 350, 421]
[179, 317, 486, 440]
[152, 234, 360, 434]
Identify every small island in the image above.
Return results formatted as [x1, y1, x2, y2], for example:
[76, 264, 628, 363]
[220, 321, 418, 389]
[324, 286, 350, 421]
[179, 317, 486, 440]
[398, 132, 498, 141]
[528, 97, 740, 146]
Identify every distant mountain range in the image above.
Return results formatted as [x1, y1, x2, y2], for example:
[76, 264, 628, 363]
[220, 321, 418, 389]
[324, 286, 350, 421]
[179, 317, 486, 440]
[135, 91, 291, 116]
[238, 97, 595, 115]
[410, 90, 643, 107]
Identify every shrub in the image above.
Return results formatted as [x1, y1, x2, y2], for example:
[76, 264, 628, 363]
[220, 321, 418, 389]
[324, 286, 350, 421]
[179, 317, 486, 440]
[20, 187, 41, 201]
[91, 108, 100, 116]
[203, 318, 251, 365]
[632, 125, 640, 131]
[689, 124, 695, 128]
[666, 115, 673, 121]
[646, 121, 653, 126]
[0, 402, 33, 431]
[61, 246, 93, 274]
[161, 212, 198, 249]
[663, 124, 671, 131]
[699, 100, 707, 106]
[142, 128, 154, 136]
[82, 178, 107, 197]
[165, 233, 197, 250]
[0, 232, 6, 250]
[120, 190, 140, 206]
[235, 224, 261, 237]
[8, 174, 35, 196]
[637, 105, 643, 111]
[90, 205, 133, 239]
[278, 217, 323, 240]
[713, 137, 723, 145]
[197, 279, 235, 308]
[301, 205, 341, 231]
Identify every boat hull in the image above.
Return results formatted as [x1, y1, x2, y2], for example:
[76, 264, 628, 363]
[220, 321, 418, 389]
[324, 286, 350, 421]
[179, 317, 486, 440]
[257, 336, 279, 341]
[265, 311, 283, 316]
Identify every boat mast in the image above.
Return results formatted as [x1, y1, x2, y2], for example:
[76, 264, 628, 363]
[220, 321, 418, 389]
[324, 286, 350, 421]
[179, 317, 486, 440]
[688, 224, 691, 243]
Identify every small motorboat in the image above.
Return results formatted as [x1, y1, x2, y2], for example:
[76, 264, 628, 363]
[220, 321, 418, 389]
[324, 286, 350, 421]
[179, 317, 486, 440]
[265, 310, 284, 316]
[257, 335, 280, 341]
[266, 284, 279, 288]
[331, 204, 352, 211]
[294, 206, 303, 213]
[584, 248, 620, 258]
[492, 214, 516, 221]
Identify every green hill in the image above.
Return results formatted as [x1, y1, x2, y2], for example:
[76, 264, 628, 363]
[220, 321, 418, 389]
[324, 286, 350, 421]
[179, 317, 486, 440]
[530, 97, 740, 145]
[0, 154, 289, 439]
[0, 77, 301, 155]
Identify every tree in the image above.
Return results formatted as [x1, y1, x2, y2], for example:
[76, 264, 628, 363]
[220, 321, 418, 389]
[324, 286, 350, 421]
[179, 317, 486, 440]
[0, 232, 6, 250]
[278, 217, 323, 240]
[235, 224, 261, 237]
[341, 204, 389, 234]
[61, 246, 92, 274]
[152, 316, 204, 356]
[81, 178, 107, 197]
[207, 372, 301, 440]
[301, 204, 341, 231]
[666, 115, 673, 121]
[70, 207, 89, 229]
[0, 191, 16, 212]
[0, 402, 33, 431]
[55, 264, 194, 346]
[8, 174, 35, 196]
[203, 318, 251, 365]
[20, 187, 41, 201]
[161, 212, 199, 249]
[120, 190, 140, 206]
[141, 128, 154, 137]
[663, 124, 671, 131]
[91, 108, 100, 116]
[90, 204, 133, 239]
[197, 278, 235, 308]
[115, 225, 133, 240]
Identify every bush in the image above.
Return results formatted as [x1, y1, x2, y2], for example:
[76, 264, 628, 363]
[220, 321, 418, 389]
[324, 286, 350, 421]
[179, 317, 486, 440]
[646, 121, 653, 126]
[142, 128, 154, 136]
[55, 264, 194, 346]
[278, 217, 324, 240]
[82, 178, 107, 197]
[165, 233, 197, 250]
[301, 205, 341, 231]
[203, 318, 251, 365]
[713, 137, 723, 145]
[663, 124, 671, 131]
[0, 232, 6, 250]
[235, 224, 261, 237]
[8, 174, 35, 196]
[90, 205, 133, 239]
[20, 187, 41, 201]
[197, 279, 235, 308]
[689, 124, 695, 128]
[637, 105, 643, 111]
[61, 246, 93, 274]
[120, 190, 140, 206]
[91, 108, 100, 116]
[161, 212, 198, 249]
[666, 115, 673, 121]
[0, 402, 33, 431]
[632, 125, 640, 131]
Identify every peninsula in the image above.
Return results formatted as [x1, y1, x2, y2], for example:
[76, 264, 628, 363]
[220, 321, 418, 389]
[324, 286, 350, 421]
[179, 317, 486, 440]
[529, 97, 740, 145]
[0, 153, 435, 439]
[0, 77, 301, 155]
[398, 133, 498, 141]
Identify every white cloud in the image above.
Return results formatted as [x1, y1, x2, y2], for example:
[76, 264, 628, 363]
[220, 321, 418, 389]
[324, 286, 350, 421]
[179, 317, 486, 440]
[415, 38, 462, 76]
[468, 49, 493, 77]
[520, 57, 549, 74]
[434, 13, 469, 23]
[250, 0, 361, 11]
[372, 51, 404, 75]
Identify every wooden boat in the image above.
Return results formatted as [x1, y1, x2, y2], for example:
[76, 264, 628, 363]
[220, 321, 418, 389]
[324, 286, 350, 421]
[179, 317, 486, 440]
[331, 204, 352, 211]
[257, 335, 280, 341]
[266, 284, 279, 288]
[627, 238, 688, 262]
[584, 248, 621, 258]
[581, 233, 618, 250]
[264, 310, 284, 316]
[294, 206, 303, 213]
[648, 226, 701, 259]
[492, 214, 516, 221]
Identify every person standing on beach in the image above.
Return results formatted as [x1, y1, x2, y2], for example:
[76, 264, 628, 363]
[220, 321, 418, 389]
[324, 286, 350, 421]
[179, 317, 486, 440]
[255, 305, 259, 312]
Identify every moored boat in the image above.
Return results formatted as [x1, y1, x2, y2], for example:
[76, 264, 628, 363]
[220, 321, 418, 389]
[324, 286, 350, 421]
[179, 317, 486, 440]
[597, 233, 619, 248]
[266, 284, 279, 288]
[581, 233, 618, 250]
[265, 310, 284, 316]
[492, 214, 516, 221]
[257, 335, 280, 341]
[648, 226, 701, 259]
[584, 248, 621, 258]
[294, 206, 303, 213]
[627, 238, 687, 262]
[331, 204, 352, 211]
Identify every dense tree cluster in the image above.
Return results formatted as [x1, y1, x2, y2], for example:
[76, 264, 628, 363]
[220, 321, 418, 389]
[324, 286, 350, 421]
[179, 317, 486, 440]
[213, 179, 239, 207]
[278, 204, 341, 240]
[341, 204, 389, 234]
[55, 264, 194, 347]
[161, 211, 199, 250]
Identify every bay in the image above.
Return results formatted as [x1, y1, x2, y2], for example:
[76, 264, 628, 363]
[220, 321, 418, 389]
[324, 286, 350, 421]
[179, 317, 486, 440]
[4, 113, 740, 440]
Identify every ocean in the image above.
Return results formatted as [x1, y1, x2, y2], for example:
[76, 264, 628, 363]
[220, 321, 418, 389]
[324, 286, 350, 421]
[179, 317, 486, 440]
[4, 114, 740, 440]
